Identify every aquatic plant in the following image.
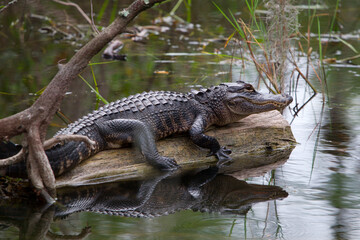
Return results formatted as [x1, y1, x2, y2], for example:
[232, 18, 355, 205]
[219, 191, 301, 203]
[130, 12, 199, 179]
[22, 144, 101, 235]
[264, 0, 298, 88]
[213, 0, 300, 94]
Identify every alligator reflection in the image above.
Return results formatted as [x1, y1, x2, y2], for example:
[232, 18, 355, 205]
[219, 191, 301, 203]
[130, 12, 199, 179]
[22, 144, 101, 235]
[0, 167, 288, 239]
[56, 167, 288, 218]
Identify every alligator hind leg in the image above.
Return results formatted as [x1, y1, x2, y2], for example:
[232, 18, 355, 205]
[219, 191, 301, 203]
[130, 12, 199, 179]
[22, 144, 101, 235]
[95, 119, 179, 170]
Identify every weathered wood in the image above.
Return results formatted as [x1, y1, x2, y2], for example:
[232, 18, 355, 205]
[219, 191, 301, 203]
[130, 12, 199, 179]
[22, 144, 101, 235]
[56, 110, 296, 188]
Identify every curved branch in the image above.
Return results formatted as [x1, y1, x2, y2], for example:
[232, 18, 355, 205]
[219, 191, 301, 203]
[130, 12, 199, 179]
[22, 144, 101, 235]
[52, 0, 99, 34]
[44, 135, 96, 150]
[0, 148, 25, 166]
[26, 127, 56, 200]
[0, 108, 31, 140]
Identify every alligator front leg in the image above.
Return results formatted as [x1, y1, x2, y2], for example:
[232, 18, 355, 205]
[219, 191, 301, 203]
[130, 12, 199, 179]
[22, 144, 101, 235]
[95, 119, 179, 170]
[91, 170, 175, 214]
[189, 116, 232, 167]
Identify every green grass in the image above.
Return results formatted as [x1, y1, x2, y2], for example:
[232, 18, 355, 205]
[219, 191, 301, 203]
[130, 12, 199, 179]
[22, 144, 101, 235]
[329, 0, 340, 33]
[78, 74, 108, 106]
[96, 0, 109, 23]
[169, 0, 192, 22]
[212, 2, 245, 39]
[317, 16, 322, 62]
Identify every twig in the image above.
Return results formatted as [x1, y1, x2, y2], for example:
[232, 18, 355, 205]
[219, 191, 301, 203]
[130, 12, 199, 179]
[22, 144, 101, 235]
[56, 110, 72, 125]
[290, 91, 317, 124]
[239, 19, 280, 94]
[90, 0, 97, 32]
[58, 22, 85, 38]
[0, 0, 18, 14]
[309, 60, 323, 86]
[44, 134, 96, 150]
[337, 53, 360, 63]
[245, 40, 277, 94]
[288, 50, 317, 94]
[52, 0, 99, 34]
[30, 13, 85, 40]
[295, 65, 317, 93]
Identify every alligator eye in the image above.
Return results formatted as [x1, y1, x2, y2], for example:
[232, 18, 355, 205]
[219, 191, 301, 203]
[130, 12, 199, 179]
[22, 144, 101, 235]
[244, 84, 254, 92]
[229, 101, 236, 106]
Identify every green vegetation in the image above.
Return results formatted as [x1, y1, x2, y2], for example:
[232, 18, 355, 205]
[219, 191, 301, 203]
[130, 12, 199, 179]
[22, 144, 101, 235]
[0, 0, 358, 129]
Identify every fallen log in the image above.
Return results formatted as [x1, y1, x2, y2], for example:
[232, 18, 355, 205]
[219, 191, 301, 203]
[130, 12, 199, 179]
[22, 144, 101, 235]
[56, 110, 296, 188]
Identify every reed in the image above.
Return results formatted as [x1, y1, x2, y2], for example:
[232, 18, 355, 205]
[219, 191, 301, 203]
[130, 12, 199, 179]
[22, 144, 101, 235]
[78, 73, 109, 106]
[213, 0, 298, 94]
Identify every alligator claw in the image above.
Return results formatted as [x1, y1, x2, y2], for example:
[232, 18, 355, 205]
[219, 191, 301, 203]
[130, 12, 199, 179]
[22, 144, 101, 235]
[214, 147, 233, 167]
[222, 147, 232, 155]
[158, 156, 180, 171]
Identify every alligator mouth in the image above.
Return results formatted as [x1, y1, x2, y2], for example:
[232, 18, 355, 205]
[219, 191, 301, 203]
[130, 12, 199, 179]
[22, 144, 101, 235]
[246, 98, 290, 109]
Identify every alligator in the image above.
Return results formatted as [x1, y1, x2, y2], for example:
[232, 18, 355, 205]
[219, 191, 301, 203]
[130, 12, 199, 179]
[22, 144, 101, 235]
[3, 81, 292, 178]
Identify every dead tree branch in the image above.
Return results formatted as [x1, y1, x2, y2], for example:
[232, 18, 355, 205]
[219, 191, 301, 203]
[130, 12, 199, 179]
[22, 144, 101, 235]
[52, 0, 99, 34]
[0, 0, 168, 202]
[0, 0, 18, 14]
[44, 135, 96, 150]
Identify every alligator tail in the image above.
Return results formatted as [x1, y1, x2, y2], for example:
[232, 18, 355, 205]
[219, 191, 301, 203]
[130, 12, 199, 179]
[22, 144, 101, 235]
[1, 141, 94, 178]
[45, 141, 94, 177]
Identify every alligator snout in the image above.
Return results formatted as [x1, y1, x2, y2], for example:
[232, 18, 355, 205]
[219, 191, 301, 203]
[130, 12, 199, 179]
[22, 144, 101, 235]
[281, 94, 293, 105]
[269, 93, 293, 111]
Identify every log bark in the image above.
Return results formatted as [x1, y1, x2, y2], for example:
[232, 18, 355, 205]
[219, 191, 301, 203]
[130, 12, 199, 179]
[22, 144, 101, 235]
[56, 110, 296, 188]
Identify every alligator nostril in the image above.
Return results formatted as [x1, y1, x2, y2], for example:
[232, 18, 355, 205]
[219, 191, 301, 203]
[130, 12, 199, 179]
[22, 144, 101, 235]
[288, 95, 293, 103]
[282, 94, 293, 104]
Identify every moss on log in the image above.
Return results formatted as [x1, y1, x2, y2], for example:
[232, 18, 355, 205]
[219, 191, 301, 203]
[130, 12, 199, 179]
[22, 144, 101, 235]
[56, 110, 296, 188]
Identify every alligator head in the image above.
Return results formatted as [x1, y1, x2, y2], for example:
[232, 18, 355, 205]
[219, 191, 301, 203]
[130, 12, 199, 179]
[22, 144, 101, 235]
[193, 81, 293, 126]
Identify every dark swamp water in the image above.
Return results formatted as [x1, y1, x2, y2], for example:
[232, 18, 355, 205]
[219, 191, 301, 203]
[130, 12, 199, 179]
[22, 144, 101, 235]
[0, 0, 360, 239]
